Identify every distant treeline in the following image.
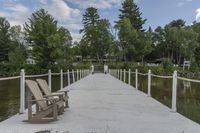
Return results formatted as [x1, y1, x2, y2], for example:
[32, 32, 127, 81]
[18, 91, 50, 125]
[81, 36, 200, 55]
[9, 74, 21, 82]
[1, 0, 200, 75]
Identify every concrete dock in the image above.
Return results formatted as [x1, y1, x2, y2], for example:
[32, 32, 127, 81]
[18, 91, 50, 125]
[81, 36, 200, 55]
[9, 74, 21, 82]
[0, 73, 200, 133]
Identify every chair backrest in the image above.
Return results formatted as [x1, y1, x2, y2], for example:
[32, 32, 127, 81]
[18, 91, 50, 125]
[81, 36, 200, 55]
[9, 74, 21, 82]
[36, 79, 51, 96]
[25, 80, 47, 109]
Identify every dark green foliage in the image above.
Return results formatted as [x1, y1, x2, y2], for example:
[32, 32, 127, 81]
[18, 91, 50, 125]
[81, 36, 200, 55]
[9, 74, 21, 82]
[148, 19, 198, 65]
[161, 59, 174, 73]
[0, 17, 11, 62]
[8, 45, 27, 72]
[80, 7, 113, 62]
[119, 0, 146, 31]
[194, 47, 200, 66]
[24, 9, 72, 68]
[115, 0, 151, 62]
[116, 18, 152, 62]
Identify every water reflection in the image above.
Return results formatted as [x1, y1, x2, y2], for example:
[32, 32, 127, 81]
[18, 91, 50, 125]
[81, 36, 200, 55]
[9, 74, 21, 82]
[177, 79, 200, 124]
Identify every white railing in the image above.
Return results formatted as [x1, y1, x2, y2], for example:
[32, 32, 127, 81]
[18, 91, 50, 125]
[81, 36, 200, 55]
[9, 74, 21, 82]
[109, 69, 200, 113]
[0, 69, 91, 114]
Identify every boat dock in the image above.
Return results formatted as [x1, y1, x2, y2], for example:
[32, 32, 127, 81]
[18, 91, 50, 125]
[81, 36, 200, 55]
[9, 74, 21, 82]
[0, 73, 200, 133]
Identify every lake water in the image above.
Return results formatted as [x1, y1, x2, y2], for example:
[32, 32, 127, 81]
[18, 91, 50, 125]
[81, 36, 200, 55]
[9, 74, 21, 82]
[0, 72, 200, 125]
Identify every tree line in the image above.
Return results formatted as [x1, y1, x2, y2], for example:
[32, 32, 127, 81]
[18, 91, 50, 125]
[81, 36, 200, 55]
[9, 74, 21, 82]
[0, 9, 73, 74]
[1, 0, 200, 75]
[78, 0, 200, 68]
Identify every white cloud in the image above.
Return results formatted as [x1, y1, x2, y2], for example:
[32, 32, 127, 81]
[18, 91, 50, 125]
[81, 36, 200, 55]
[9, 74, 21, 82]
[177, 2, 184, 7]
[38, 0, 81, 21]
[65, 23, 83, 31]
[70, 32, 82, 42]
[38, 0, 82, 42]
[177, 0, 193, 7]
[0, 3, 30, 26]
[196, 8, 200, 22]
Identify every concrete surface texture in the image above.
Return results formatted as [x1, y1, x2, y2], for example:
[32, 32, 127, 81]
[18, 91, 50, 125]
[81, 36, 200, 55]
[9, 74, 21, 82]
[0, 73, 200, 133]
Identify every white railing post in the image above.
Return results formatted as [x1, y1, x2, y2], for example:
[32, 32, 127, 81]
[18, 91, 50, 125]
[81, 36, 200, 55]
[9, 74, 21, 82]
[120, 69, 122, 81]
[19, 69, 25, 114]
[68, 70, 70, 86]
[124, 69, 126, 82]
[60, 69, 63, 90]
[147, 70, 151, 97]
[77, 69, 79, 81]
[172, 71, 177, 112]
[83, 70, 85, 77]
[128, 69, 131, 85]
[135, 69, 138, 89]
[48, 69, 52, 92]
[72, 69, 75, 83]
[91, 65, 94, 74]
[80, 70, 82, 79]
[117, 69, 119, 79]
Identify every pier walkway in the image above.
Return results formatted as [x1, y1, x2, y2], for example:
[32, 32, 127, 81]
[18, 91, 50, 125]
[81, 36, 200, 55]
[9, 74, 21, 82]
[0, 73, 200, 133]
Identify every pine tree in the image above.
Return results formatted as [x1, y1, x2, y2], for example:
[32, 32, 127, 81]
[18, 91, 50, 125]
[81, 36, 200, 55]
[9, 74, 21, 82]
[0, 17, 11, 62]
[119, 0, 146, 31]
[80, 7, 113, 62]
[24, 9, 72, 67]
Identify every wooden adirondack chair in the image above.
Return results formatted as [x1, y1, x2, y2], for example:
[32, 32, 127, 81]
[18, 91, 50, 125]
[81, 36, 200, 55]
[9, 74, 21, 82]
[36, 79, 69, 108]
[25, 80, 64, 123]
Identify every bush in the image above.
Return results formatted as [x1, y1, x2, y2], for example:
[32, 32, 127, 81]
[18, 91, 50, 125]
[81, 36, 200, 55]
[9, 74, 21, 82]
[161, 60, 174, 74]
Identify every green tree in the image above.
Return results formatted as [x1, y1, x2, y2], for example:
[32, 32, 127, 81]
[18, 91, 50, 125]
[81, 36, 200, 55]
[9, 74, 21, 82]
[0, 17, 11, 62]
[80, 7, 100, 59]
[116, 18, 138, 61]
[8, 45, 27, 71]
[119, 0, 146, 31]
[95, 19, 113, 62]
[149, 20, 198, 65]
[8, 25, 27, 71]
[116, 18, 152, 62]
[80, 7, 113, 62]
[194, 47, 200, 66]
[24, 9, 71, 68]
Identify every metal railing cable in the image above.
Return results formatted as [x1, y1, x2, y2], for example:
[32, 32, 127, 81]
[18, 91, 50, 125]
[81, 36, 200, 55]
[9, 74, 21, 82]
[151, 74, 172, 79]
[178, 76, 200, 83]
[138, 72, 148, 76]
[51, 73, 60, 76]
[110, 68, 200, 114]
[63, 72, 73, 75]
[26, 73, 48, 78]
[0, 76, 21, 81]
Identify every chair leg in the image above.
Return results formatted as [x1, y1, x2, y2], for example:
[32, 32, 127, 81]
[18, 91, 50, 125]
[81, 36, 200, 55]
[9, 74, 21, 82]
[28, 101, 32, 121]
[53, 103, 57, 121]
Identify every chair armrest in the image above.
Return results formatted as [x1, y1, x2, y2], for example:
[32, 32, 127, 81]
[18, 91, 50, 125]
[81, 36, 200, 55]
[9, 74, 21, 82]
[44, 93, 64, 98]
[27, 97, 59, 102]
[58, 90, 69, 93]
[52, 92, 65, 95]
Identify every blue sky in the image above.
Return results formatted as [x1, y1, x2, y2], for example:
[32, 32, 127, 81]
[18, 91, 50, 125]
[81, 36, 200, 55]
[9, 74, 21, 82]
[0, 0, 200, 42]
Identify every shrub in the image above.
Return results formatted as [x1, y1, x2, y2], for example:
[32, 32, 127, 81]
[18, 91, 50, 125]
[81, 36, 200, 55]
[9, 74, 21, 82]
[161, 60, 174, 74]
